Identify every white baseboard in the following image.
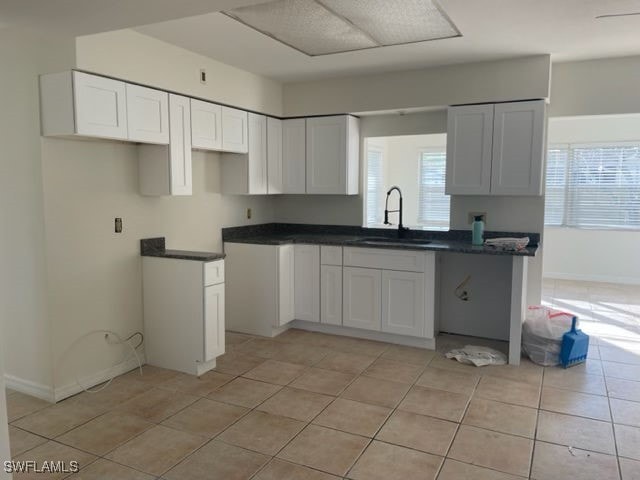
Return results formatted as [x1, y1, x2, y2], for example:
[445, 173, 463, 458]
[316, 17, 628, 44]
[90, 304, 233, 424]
[53, 356, 143, 403]
[4, 375, 55, 403]
[291, 320, 436, 350]
[544, 272, 640, 286]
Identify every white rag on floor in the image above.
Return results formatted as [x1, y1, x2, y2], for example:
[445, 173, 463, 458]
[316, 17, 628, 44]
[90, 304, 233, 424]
[484, 237, 530, 251]
[445, 345, 507, 367]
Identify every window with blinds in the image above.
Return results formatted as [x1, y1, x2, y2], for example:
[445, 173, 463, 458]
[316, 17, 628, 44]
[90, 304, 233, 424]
[366, 147, 384, 225]
[418, 150, 450, 229]
[544, 143, 640, 229]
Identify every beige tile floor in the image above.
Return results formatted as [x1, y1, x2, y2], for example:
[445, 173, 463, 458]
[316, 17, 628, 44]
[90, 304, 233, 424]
[4, 279, 640, 479]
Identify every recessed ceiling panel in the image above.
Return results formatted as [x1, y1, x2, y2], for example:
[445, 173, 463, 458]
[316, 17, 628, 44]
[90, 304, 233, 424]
[223, 0, 377, 56]
[223, 0, 460, 56]
[320, 0, 460, 45]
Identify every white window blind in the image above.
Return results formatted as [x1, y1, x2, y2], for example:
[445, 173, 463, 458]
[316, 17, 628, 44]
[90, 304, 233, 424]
[544, 143, 640, 229]
[366, 147, 384, 225]
[544, 146, 568, 226]
[418, 150, 450, 229]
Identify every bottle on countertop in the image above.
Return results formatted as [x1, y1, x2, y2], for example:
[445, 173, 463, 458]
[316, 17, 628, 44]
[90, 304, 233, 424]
[472, 215, 484, 246]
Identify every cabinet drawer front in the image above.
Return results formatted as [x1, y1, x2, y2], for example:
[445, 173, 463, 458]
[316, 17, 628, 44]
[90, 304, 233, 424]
[343, 247, 425, 272]
[320, 246, 343, 265]
[204, 260, 225, 286]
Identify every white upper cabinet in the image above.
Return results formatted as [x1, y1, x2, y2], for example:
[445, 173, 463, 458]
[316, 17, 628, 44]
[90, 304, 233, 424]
[40, 71, 128, 140]
[282, 118, 307, 194]
[445, 104, 493, 195]
[446, 100, 546, 196]
[221, 106, 248, 153]
[191, 99, 222, 150]
[221, 113, 268, 195]
[267, 117, 283, 194]
[306, 115, 359, 195]
[491, 100, 546, 195]
[138, 94, 192, 196]
[247, 113, 268, 194]
[126, 84, 169, 144]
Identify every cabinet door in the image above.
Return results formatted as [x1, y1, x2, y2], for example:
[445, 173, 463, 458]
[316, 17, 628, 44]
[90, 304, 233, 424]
[204, 283, 225, 361]
[222, 106, 248, 153]
[267, 117, 283, 194]
[306, 116, 347, 194]
[247, 113, 268, 194]
[282, 119, 306, 193]
[321, 265, 342, 325]
[191, 99, 222, 150]
[343, 267, 381, 331]
[381, 270, 425, 337]
[445, 104, 493, 195]
[169, 94, 193, 195]
[277, 245, 295, 326]
[125, 84, 169, 144]
[73, 71, 127, 139]
[491, 100, 546, 196]
[294, 244, 320, 322]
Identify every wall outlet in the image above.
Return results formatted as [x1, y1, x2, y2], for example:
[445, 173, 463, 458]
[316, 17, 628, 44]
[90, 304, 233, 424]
[468, 212, 487, 224]
[246, 208, 252, 219]
[199, 68, 207, 84]
[115, 217, 123, 233]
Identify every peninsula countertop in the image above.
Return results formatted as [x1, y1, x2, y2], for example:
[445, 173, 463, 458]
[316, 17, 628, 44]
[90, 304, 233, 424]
[140, 237, 225, 262]
[222, 224, 539, 257]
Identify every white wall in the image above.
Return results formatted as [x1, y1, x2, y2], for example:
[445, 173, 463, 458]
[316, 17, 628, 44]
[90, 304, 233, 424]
[550, 56, 640, 117]
[283, 55, 551, 116]
[0, 337, 10, 480]
[544, 228, 640, 285]
[543, 115, 640, 284]
[0, 28, 76, 397]
[1, 27, 280, 399]
[76, 29, 283, 116]
[41, 140, 275, 392]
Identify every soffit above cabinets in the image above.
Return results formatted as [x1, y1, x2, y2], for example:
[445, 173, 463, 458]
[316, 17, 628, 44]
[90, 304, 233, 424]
[221, 0, 460, 56]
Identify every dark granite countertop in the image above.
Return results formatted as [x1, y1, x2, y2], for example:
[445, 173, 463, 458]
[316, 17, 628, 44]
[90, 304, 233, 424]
[222, 224, 539, 257]
[140, 237, 225, 262]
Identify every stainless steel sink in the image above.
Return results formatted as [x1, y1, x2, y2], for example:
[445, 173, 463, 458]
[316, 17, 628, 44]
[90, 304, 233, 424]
[355, 237, 432, 246]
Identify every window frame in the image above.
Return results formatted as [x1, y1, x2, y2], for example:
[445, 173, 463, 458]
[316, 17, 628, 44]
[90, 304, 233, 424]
[545, 141, 640, 231]
[417, 147, 450, 231]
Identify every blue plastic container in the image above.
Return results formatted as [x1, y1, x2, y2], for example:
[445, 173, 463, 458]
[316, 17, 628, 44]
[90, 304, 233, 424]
[560, 316, 589, 368]
[472, 215, 484, 246]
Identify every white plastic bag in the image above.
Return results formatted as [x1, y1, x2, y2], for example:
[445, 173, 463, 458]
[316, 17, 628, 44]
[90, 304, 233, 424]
[522, 306, 576, 366]
[445, 345, 507, 367]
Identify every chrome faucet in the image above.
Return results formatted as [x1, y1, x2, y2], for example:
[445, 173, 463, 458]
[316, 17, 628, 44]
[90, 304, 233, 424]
[384, 186, 409, 238]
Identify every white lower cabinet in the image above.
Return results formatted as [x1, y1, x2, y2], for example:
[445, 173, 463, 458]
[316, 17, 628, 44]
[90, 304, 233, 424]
[278, 245, 295, 327]
[224, 242, 295, 336]
[343, 267, 382, 331]
[204, 283, 225, 362]
[321, 265, 342, 325]
[342, 248, 436, 339]
[142, 257, 225, 376]
[294, 245, 320, 323]
[381, 270, 425, 337]
[225, 243, 435, 339]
